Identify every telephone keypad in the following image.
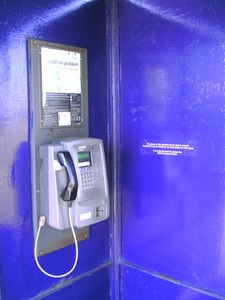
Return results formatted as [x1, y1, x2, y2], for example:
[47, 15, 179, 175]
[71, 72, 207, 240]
[80, 168, 95, 189]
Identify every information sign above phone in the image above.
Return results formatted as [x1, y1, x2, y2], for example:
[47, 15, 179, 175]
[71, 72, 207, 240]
[41, 47, 84, 128]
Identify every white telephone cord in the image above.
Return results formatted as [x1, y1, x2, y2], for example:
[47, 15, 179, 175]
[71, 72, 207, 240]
[34, 206, 78, 278]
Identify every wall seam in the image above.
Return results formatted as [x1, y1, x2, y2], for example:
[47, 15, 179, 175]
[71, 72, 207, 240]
[32, 262, 113, 299]
[121, 260, 224, 300]
[106, 0, 121, 299]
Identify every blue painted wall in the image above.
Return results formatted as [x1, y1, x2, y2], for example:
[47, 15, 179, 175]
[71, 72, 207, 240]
[2, 0, 225, 299]
[0, 0, 111, 299]
[120, 0, 225, 299]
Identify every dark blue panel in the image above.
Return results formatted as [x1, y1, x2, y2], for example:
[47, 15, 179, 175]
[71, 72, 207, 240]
[120, 0, 225, 296]
[0, 1, 109, 299]
[42, 265, 110, 300]
[121, 264, 218, 300]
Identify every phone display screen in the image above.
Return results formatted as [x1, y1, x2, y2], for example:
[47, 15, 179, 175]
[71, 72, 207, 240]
[78, 151, 91, 167]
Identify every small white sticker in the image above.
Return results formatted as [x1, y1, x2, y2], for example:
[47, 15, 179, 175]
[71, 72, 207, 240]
[58, 112, 71, 126]
[54, 160, 62, 171]
[140, 139, 197, 157]
[80, 212, 92, 221]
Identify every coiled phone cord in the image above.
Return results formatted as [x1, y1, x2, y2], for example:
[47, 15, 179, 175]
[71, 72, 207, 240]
[34, 205, 78, 278]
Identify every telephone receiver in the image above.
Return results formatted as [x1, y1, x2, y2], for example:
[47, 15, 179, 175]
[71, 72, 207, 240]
[57, 151, 78, 205]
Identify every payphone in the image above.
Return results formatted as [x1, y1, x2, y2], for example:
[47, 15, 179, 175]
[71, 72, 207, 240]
[28, 39, 109, 278]
[34, 137, 109, 277]
[39, 137, 109, 230]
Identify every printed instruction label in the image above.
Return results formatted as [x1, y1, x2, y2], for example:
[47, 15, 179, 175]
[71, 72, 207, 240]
[40, 47, 82, 128]
[58, 112, 71, 126]
[41, 47, 81, 100]
[140, 139, 197, 157]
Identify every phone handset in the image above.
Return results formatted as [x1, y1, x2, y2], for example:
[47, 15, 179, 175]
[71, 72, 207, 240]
[57, 151, 78, 206]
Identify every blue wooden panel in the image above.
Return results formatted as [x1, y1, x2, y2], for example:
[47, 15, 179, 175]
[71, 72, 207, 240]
[0, 1, 109, 299]
[42, 265, 111, 300]
[121, 265, 218, 300]
[120, 0, 225, 296]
